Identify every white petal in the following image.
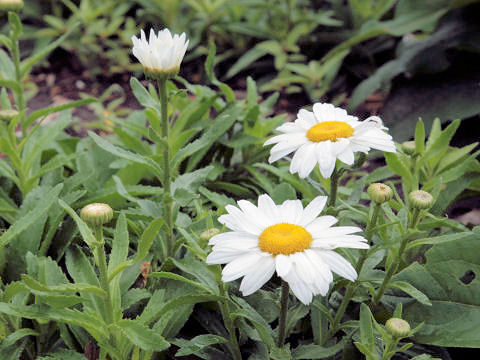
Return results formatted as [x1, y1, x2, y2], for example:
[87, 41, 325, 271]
[283, 269, 313, 305]
[222, 252, 263, 282]
[275, 254, 292, 277]
[312, 236, 369, 250]
[299, 196, 328, 226]
[290, 143, 311, 175]
[305, 216, 338, 234]
[291, 252, 317, 284]
[317, 250, 357, 281]
[337, 148, 355, 165]
[209, 231, 257, 245]
[237, 199, 273, 229]
[296, 109, 317, 129]
[297, 143, 318, 179]
[304, 249, 333, 285]
[276, 122, 305, 133]
[224, 205, 263, 235]
[321, 226, 362, 236]
[257, 194, 281, 223]
[239, 255, 275, 296]
[206, 250, 244, 264]
[279, 199, 303, 224]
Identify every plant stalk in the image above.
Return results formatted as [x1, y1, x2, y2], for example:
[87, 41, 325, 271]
[157, 79, 174, 257]
[328, 166, 339, 207]
[10, 31, 26, 136]
[277, 280, 289, 347]
[373, 234, 409, 305]
[326, 203, 381, 340]
[217, 280, 242, 360]
[374, 206, 421, 305]
[93, 226, 114, 325]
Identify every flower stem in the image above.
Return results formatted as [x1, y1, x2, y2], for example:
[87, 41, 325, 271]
[373, 234, 409, 305]
[328, 166, 339, 207]
[325, 203, 381, 340]
[217, 279, 242, 360]
[374, 206, 421, 305]
[277, 280, 289, 347]
[93, 226, 114, 325]
[157, 79, 174, 257]
[10, 30, 26, 136]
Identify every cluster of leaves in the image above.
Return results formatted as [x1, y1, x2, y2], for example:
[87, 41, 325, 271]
[18, 0, 480, 136]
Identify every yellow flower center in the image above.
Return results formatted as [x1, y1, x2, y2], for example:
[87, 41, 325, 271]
[258, 223, 312, 255]
[306, 121, 354, 142]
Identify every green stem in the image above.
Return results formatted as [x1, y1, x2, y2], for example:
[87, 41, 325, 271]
[409, 208, 420, 229]
[218, 281, 242, 360]
[382, 338, 399, 360]
[374, 206, 421, 305]
[10, 32, 26, 136]
[325, 203, 381, 340]
[373, 234, 409, 305]
[157, 79, 174, 257]
[328, 166, 339, 208]
[93, 226, 114, 325]
[277, 280, 289, 347]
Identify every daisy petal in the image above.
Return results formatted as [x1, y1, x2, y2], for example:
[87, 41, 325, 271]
[299, 196, 328, 226]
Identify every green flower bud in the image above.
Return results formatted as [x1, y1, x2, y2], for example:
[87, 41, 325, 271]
[409, 190, 434, 210]
[385, 318, 411, 338]
[0, 109, 19, 123]
[0, 0, 23, 12]
[401, 141, 416, 156]
[200, 228, 220, 242]
[367, 183, 393, 204]
[80, 203, 113, 226]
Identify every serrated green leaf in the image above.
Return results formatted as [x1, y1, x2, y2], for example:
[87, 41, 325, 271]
[388, 281, 432, 306]
[136, 217, 163, 262]
[58, 199, 98, 247]
[175, 334, 228, 356]
[115, 319, 170, 352]
[0, 184, 62, 249]
[89, 131, 163, 179]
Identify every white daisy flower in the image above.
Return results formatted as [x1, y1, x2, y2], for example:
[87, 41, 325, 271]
[131, 28, 189, 76]
[265, 103, 396, 179]
[206, 194, 368, 305]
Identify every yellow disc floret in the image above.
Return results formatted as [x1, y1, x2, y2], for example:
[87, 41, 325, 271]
[306, 121, 354, 142]
[258, 223, 312, 255]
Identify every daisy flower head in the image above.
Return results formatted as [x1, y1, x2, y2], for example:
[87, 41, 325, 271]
[265, 103, 396, 179]
[131, 28, 189, 79]
[206, 194, 368, 305]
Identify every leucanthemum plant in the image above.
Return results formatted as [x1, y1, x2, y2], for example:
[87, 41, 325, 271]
[0, 12, 476, 360]
[207, 194, 368, 305]
[131, 28, 189, 79]
[265, 103, 396, 180]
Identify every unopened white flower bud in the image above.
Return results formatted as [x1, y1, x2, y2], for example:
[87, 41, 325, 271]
[401, 141, 416, 156]
[367, 183, 393, 204]
[385, 318, 411, 338]
[0, 109, 19, 123]
[409, 190, 434, 210]
[80, 203, 113, 226]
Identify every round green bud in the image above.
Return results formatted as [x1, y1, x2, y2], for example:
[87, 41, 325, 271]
[200, 228, 221, 242]
[0, 0, 23, 12]
[385, 318, 411, 338]
[401, 141, 416, 156]
[409, 190, 434, 210]
[0, 109, 19, 123]
[367, 183, 393, 204]
[80, 203, 113, 226]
